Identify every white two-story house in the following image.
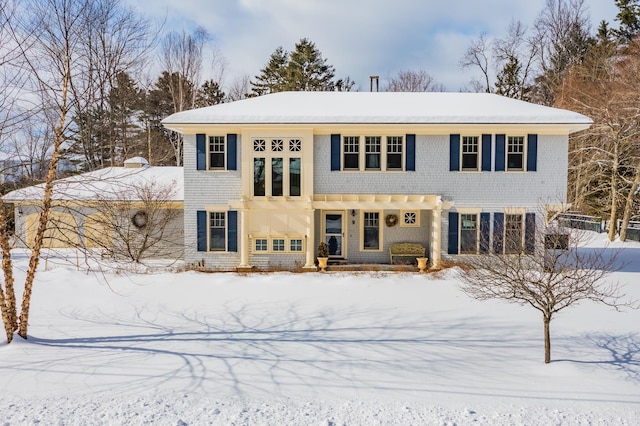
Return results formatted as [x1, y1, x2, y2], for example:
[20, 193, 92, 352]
[161, 92, 592, 271]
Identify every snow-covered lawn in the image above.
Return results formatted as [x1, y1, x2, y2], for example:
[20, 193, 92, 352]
[1, 234, 639, 425]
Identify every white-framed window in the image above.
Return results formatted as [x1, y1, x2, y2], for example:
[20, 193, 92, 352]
[401, 210, 420, 227]
[504, 214, 524, 253]
[461, 136, 480, 171]
[208, 136, 225, 170]
[460, 214, 479, 254]
[365, 136, 381, 170]
[290, 239, 303, 252]
[252, 236, 305, 254]
[361, 211, 382, 251]
[386, 136, 403, 170]
[507, 136, 525, 171]
[209, 212, 226, 251]
[255, 238, 268, 252]
[343, 135, 405, 171]
[251, 137, 302, 198]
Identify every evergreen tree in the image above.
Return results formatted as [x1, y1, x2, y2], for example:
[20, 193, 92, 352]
[286, 38, 335, 91]
[195, 79, 226, 107]
[614, 0, 640, 43]
[250, 47, 289, 96]
[495, 55, 530, 99]
[250, 38, 344, 95]
[109, 71, 144, 162]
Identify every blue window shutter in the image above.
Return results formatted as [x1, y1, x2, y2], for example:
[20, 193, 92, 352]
[495, 134, 505, 171]
[525, 213, 536, 254]
[449, 134, 460, 171]
[406, 134, 416, 171]
[196, 134, 206, 170]
[448, 212, 459, 254]
[197, 210, 207, 252]
[480, 212, 490, 253]
[493, 213, 504, 254]
[481, 134, 492, 171]
[227, 134, 237, 170]
[227, 211, 238, 252]
[330, 134, 341, 171]
[527, 134, 538, 172]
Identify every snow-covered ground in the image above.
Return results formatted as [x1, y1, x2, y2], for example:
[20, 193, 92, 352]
[1, 234, 639, 425]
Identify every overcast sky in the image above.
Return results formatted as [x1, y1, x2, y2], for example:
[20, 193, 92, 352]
[124, 0, 621, 92]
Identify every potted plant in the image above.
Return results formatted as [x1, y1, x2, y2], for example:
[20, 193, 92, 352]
[317, 241, 329, 272]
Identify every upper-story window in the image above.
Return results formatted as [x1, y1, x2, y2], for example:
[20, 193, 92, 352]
[252, 137, 302, 197]
[507, 136, 525, 171]
[208, 136, 225, 170]
[461, 136, 480, 171]
[343, 135, 404, 171]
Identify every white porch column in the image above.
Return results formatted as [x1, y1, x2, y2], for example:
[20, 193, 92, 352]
[304, 201, 316, 269]
[238, 207, 250, 268]
[431, 207, 442, 268]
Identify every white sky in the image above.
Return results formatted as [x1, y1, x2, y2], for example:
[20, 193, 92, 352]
[124, 0, 620, 92]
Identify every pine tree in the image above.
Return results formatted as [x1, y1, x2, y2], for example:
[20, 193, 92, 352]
[495, 55, 528, 99]
[614, 0, 640, 43]
[286, 38, 335, 91]
[109, 71, 144, 163]
[195, 79, 226, 107]
[250, 47, 289, 96]
[250, 38, 342, 95]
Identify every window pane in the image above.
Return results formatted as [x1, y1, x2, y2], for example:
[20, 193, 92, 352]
[271, 139, 283, 152]
[507, 136, 524, 171]
[508, 153, 523, 170]
[290, 239, 303, 252]
[209, 212, 226, 251]
[272, 158, 283, 196]
[255, 239, 268, 251]
[254, 158, 265, 196]
[343, 136, 359, 169]
[461, 136, 479, 170]
[289, 158, 301, 196]
[363, 212, 379, 250]
[209, 136, 225, 169]
[387, 136, 402, 170]
[365, 137, 381, 170]
[273, 239, 285, 251]
[253, 139, 265, 152]
[460, 214, 478, 254]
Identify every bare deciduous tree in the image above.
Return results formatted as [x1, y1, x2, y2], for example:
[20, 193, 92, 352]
[459, 211, 631, 363]
[384, 69, 445, 92]
[460, 32, 493, 93]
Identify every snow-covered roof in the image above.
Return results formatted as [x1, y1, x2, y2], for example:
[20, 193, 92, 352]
[162, 91, 593, 127]
[3, 163, 183, 203]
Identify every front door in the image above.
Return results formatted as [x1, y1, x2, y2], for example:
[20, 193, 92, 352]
[323, 212, 345, 258]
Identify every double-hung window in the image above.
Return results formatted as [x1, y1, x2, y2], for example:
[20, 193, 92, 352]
[252, 138, 302, 197]
[362, 212, 380, 250]
[365, 136, 381, 170]
[504, 214, 524, 254]
[208, 136, 225, 169]
[507, 136, 525, 171]
[209, 212, 226, 251]
[387, 136, 403, 170]
[461, 136, 479, 171]
[343, 136, 360, 170]
[460, 214, 478, 254]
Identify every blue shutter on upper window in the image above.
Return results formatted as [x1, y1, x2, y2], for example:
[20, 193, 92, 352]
[481, 134, 492, 171]
[480, 212, 490, 253]
[406, 134, 416, 171]
[227, 134, 237, 170]
[197, 210, 207, 252]
[527, 134, 538, 172]
[196, 134, 206, 170]
[493, 212, 504, 254]
[227, 211, 238, 252]
[525, 213, 536, 254]
[330, 134, 341, 171]
[495, 134, 505, 171]
[448, 212, 459, 254]
[449, 134, 460, 171]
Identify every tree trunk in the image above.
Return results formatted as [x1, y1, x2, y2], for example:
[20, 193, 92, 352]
[544, 315, 551, 364]
[619, 170, 640, 242]
[0, 200, 17, 334]
[607, 142, 619, 242]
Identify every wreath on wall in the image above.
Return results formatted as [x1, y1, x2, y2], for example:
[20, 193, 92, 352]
[385, 214, 398, 227]
[131, 210, 148, 229]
